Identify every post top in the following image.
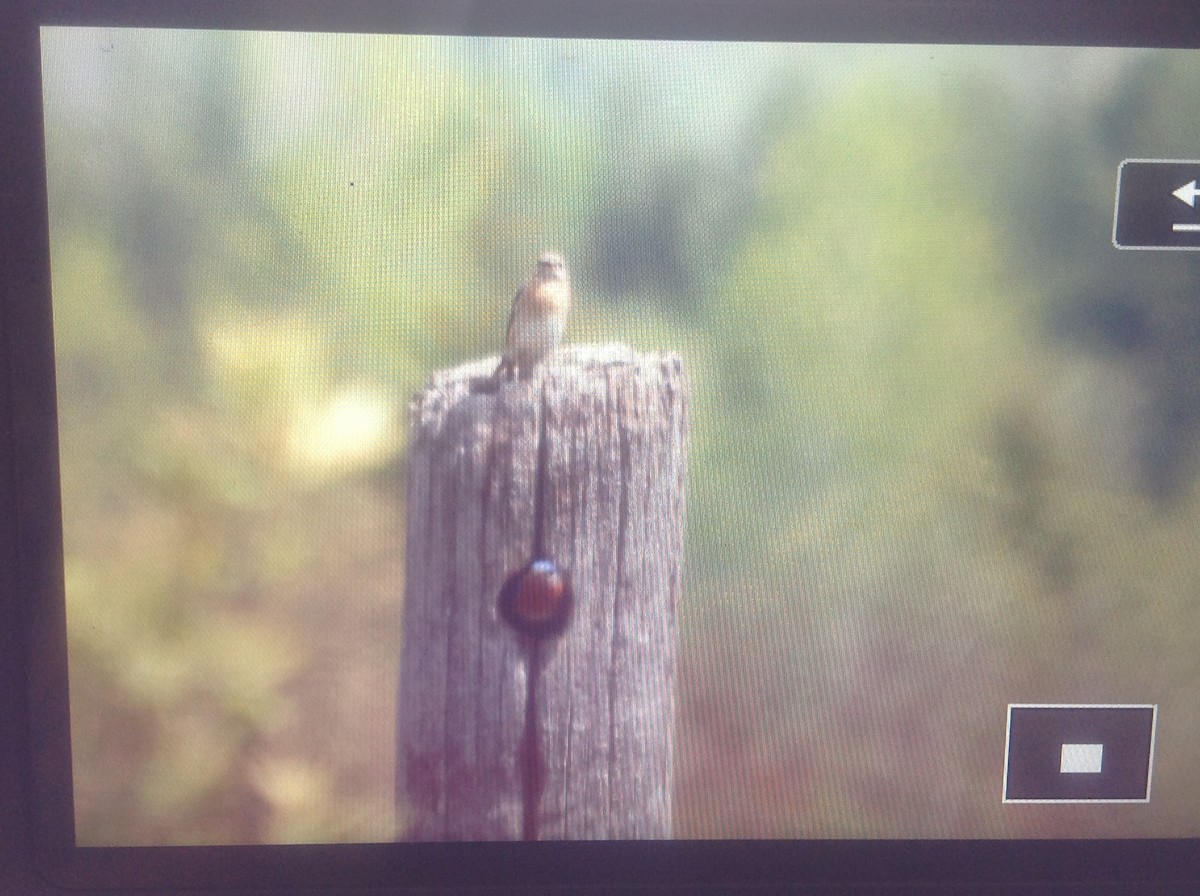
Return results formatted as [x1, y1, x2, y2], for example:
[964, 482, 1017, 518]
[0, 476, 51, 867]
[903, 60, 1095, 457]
[409, 343, 688, 441]
[418, 343, 685, 396]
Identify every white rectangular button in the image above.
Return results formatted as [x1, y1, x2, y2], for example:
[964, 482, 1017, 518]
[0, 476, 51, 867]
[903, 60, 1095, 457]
[1060, 743, 1104, 774]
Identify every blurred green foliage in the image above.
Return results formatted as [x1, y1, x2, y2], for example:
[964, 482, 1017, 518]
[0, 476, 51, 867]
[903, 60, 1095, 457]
[40, 30, 1200, 843]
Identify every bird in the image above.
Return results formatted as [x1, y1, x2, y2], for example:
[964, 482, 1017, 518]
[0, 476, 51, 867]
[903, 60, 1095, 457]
[493, 251, 571, 382]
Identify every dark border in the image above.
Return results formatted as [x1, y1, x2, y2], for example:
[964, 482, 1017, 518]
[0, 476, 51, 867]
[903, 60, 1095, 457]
[24, 839, 1200, 892]
[6, 1, 1200, 893]
[17, 0, 1200, 46]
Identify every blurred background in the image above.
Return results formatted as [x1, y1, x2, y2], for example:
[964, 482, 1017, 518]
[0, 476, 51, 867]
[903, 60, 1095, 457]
[41, 28, 1200, 844]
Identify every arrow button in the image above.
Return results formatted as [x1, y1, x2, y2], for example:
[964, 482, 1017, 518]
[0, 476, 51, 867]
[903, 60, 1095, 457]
[1172, 179, 1200, 207]
[1114, 160, 1200, 250]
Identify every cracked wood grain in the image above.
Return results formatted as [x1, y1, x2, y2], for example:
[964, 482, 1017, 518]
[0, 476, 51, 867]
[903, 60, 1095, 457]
[397, 343, 689, 840]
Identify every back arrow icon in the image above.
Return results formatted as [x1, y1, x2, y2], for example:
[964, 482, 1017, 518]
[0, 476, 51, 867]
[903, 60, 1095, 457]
[1173, 180, 1200, 207]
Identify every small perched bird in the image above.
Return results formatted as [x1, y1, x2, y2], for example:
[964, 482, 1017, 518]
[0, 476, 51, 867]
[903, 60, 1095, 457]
[494, 251, 571, 382]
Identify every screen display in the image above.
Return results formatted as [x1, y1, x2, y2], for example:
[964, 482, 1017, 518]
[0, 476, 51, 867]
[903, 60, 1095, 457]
[40, 26, 1200, 846]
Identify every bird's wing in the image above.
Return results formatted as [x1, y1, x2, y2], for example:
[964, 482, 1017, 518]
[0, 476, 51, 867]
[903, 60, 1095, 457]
[504, 282, 526, 343]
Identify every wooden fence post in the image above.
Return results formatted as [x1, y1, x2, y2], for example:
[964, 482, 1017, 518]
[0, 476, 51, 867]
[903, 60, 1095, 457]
[397, 343, 689, 841]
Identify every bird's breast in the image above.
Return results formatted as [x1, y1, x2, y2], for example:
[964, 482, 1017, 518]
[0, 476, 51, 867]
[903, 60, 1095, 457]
[530, 279, 571, 315]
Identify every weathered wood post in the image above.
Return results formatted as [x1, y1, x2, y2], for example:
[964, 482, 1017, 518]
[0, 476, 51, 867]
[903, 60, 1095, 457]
[397, 343, 689, 840]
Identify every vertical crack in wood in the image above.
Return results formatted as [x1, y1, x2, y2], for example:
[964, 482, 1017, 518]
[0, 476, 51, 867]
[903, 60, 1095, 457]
[476, 419, 496, 818]
[532, 381, 550, 558]
[518, 380, 553, 839]
[520, 640, 543, 841]
[609, 375, 630, 829]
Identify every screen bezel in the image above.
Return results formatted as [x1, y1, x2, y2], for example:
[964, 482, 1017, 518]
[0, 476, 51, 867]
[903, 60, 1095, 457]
[6, 0, 1200, 892]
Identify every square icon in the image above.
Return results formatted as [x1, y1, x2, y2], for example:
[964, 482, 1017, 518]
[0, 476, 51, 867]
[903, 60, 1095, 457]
[1113, 159, 1200, 250]
[1003, 704, 1157, 803]
[1059, 743, 1103, 774]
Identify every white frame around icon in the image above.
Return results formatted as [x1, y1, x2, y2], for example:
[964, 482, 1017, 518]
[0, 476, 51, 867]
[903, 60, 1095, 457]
[1112, 158, 1200, 250]
[1001, 703, 1158, 804]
